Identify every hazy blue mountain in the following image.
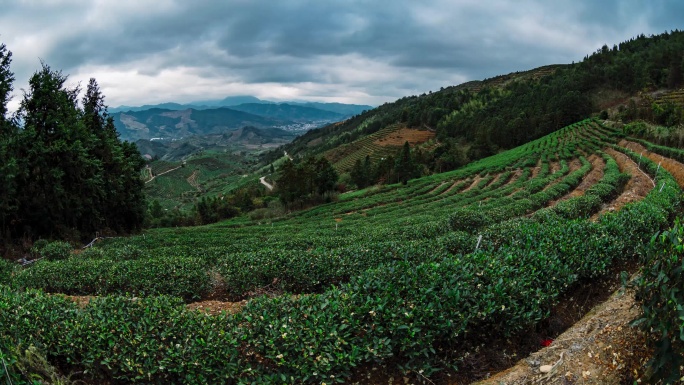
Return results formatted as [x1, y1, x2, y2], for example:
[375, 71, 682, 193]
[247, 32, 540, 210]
[110, 102, 191, 113]
[227, 103, 345, 122]
[110, 96, 270, 113]
[113, 107, 292, 141]
[110, 97, 373, 116]
[289, 102, 372, 116]
[190, 95, 270, 107]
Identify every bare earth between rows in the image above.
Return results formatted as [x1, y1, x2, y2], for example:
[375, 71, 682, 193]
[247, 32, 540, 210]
[59, 143, 684, 384]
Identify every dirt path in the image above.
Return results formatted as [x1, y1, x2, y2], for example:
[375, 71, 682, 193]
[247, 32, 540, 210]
[440, 178, 468, 196]
[530, 159, 543, 178]
[548, 155, 605, 206]
[142, 166, 153, 182]
[503, 169, 523, 187]
[427, 181, 448, 195]
[462, 175, 484, 193]
[186, 299, 247, 316]
[619, 139, 684, 188]
[591, 149, 652, 219]
[259, 176, 274, 191]
[485, 172, 506, 188]
[549, 161, 561, 174]
[144, 165, 182, 184]
[475, 286, 648, 385]
[567, 158, 583, 173]
[62, 294, 248, 316]
[540, 162, 572, 193]
[187, 170, 202, 192]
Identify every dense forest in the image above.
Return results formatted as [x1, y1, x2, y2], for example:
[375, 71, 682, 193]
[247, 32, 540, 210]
[268, 30, 684, 177]
[0, 43, 146, 249]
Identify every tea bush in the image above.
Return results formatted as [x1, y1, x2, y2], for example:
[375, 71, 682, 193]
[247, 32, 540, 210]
[634, 220, 684, 384]
[3, 119, 683, 383]
[32, 240, 72, 261]
[14, 256, 211, 301]
[0, 258, 16, 285]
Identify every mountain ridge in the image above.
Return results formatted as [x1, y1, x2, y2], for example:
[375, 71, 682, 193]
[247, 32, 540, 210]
[110, 97, 373, 115]
[113, 107, 292, 142]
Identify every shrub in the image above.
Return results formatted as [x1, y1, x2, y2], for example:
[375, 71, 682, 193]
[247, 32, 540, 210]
[14, 257, 211, 302]
[0, 259, 16, 286]
[32, 241, 72, 261]
[634, 219, 684, 384]
[448, 208, 488, 232]
[107, 244, 149, 260]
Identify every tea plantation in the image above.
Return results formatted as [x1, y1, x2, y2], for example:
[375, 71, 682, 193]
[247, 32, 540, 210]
[2, 119, 684, 384]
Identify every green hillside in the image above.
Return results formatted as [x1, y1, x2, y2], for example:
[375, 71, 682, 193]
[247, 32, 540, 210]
[143, 150, 266, 211]
[265, 32, 684, 175]
[227, 103, 345, 122]
[4, 117, 684, 383]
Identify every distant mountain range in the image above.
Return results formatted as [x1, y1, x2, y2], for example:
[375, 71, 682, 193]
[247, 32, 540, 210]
[110, 96, 373, 142]
[110, 95, 268, 113]
[110, 95, 372, 115]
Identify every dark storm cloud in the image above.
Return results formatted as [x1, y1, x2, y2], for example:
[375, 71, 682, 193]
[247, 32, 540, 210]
[1, 0, 682, 107]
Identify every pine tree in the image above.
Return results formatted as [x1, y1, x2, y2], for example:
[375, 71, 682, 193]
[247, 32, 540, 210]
[0, 43, 12, 122]
[0, 43, 17, 239]
[395, 141, 419, 185]
[350, 158, 366, 188]
[82, 78, 145, 233]
[276, 159, 299, 203]
[314, 157, 338, 195]
[15, 63, 85, 237]
[350, 155, 372, 188]
[4, 61, 146, 241]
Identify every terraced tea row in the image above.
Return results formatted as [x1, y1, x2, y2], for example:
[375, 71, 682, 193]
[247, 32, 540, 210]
[3, 118, 683, 384]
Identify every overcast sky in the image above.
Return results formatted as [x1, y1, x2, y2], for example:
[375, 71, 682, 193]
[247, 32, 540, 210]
[1, 0, 682, 110]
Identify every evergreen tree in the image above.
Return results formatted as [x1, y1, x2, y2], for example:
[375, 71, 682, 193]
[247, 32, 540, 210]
[375, 156, 395, 184]
[0, 43, 12, 121]
[394, 141, 419, 185]
[0, 54, 146, 242]
[275, 159, 299, 204]
[314, 157, 338, 195]
[0, 43, 17, 239]
[82, 79, 146, 233]
[15, 63, 85, 237]
[350, 158, 366, 188]
[275, 157, 338, 204]
[351, 155, 373, 188]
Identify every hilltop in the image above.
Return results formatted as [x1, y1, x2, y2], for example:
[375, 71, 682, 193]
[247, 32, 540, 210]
[265, 32, 683, 179]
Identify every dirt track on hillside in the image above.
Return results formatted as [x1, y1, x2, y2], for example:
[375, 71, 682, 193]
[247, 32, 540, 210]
[474, 285, 649, 385]
[620, 139, 684, 188]
[591, 149, 652, 219]
[547, 155, 605, 207]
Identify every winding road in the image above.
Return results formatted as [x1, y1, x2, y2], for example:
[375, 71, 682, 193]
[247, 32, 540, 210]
[144, 165, 182, 184]
[259, 176, 274, 191]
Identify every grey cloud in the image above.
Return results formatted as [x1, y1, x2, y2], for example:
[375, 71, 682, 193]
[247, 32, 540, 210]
[0, 0, 681, 107]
